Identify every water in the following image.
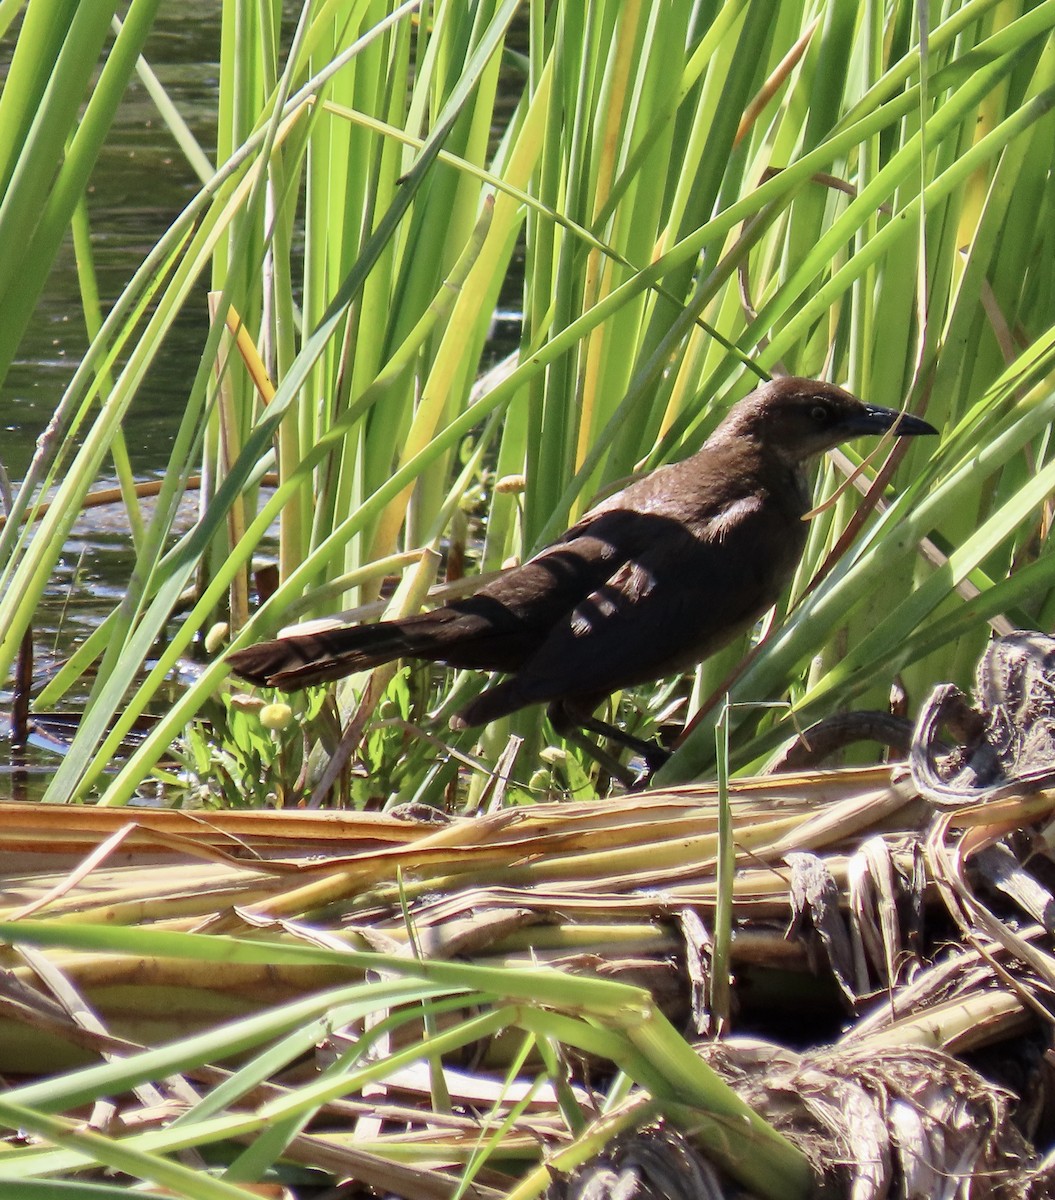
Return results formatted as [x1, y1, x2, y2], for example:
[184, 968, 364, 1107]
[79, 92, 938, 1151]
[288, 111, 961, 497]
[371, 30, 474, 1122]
[2, 5, 220, 481]
[0, 7, 221, 781]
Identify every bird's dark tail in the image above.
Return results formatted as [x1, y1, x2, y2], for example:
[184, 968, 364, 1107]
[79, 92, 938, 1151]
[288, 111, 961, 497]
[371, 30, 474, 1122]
[227, 613, 457, 690]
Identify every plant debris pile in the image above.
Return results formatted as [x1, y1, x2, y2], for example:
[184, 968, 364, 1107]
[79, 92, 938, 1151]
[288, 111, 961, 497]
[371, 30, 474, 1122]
[4, 639, 1055, 1194]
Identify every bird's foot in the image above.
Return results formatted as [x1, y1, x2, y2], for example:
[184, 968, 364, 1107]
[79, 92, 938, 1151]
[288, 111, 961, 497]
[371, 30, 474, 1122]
[624, 742, 672, 791]
[546, 700, 673, 792]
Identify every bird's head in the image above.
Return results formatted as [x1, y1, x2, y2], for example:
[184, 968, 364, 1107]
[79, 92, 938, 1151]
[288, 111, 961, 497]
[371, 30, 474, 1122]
[716, 377, 937, 465]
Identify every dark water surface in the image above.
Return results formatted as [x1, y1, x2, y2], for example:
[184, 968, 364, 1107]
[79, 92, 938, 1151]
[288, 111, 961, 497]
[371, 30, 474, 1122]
[1, 4, 220, 481]
[0, 7, 222, 782]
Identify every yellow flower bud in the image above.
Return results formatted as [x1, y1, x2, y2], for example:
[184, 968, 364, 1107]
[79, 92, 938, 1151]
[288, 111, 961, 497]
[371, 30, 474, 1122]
[259, 702, 293, 731]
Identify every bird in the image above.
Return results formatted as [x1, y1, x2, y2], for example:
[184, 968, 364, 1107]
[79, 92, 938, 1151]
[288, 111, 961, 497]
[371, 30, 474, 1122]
[227, 377, 937, 781]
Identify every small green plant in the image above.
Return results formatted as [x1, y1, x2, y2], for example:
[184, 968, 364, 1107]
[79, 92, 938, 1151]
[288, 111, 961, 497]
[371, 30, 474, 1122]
[179, 685, 329, 808]
[178, 664, 441, 809]
[352, 666, 418, 807]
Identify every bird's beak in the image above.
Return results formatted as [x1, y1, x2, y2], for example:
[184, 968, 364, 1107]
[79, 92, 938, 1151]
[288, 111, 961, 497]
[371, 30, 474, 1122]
[845, 404, 938, 439]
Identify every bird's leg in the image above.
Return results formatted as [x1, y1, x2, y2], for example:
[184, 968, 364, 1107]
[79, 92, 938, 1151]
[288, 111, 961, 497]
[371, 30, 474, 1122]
[546, 700, 671, 789]
[579, 711, 672, 773]
[546, 704, 637, 789]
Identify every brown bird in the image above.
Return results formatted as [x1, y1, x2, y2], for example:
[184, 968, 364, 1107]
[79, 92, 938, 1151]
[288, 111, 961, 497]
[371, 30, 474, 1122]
[228, 378, 936, 778]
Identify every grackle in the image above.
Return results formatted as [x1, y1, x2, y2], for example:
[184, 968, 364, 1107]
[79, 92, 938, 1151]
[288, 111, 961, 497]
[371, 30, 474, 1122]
[228, 378, 936, 780]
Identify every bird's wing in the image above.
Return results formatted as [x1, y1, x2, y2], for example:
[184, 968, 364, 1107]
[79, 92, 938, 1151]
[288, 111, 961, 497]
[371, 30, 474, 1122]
[454, 507, 673, 633]
[482, 494, 802, 713]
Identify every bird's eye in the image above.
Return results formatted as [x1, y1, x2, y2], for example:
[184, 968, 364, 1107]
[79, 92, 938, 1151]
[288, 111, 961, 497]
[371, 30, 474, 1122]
[810, 405, 829, 424]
